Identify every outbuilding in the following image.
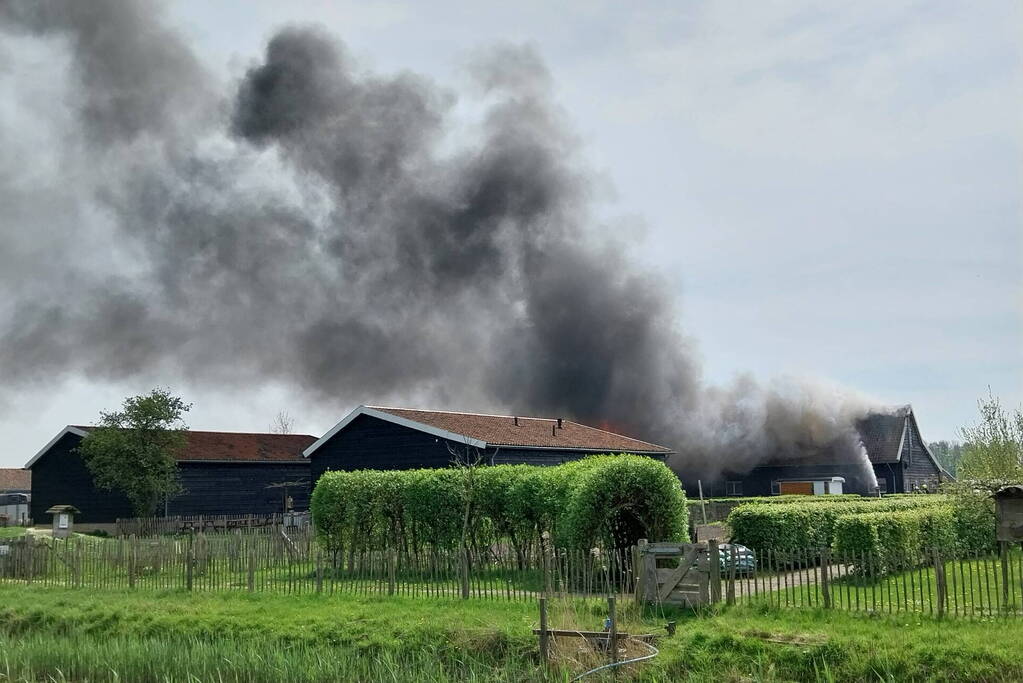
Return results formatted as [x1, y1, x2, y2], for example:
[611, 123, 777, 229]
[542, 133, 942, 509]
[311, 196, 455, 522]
[26, 426, 316, 526]
[304, 405, 673, 485]
[709, 405, 950, 497]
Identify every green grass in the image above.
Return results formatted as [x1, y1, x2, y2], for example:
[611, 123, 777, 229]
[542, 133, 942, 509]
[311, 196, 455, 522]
[0, 528, 26, 540]
[2, 585, 1023, 681]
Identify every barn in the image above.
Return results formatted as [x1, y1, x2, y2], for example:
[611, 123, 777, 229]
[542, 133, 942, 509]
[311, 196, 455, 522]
[304, 405, 673, 485]
[26, 426, 316, 525]
[709, 405, 950, 497]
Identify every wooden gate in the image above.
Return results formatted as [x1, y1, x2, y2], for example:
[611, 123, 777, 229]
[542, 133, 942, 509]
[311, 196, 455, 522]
[634, 540, 710, 607]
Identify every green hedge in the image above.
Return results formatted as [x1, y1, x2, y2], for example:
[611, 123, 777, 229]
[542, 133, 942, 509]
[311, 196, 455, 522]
[311, 455, 687, 555]
[832, 506, 957, 573]
[727, 496, 949, 553]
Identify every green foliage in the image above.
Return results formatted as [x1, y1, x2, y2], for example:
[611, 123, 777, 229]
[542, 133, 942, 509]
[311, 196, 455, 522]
[76, 388, 191, 515]
[312, 455, 687, 552]
[833, 506, 957, 572]
[929, 440, 965, 477]
[728, 496, 948, 553]
[954, 392, 1023, 493]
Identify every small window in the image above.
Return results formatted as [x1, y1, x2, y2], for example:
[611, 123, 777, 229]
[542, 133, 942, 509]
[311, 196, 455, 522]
[725, 481, 743, 496]
[770, 480, 781, 495]
[876, 478, 888, 494]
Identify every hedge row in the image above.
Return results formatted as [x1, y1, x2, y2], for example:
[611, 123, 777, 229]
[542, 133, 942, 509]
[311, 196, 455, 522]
[727, 496, 949, 552]
[832, 506, 958, 573]
[311, 455, 687, 556]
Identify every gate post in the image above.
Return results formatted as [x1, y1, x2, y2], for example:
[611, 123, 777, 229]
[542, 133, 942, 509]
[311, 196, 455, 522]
[634, 539, 648, 602]
[709, 539, 721, 604]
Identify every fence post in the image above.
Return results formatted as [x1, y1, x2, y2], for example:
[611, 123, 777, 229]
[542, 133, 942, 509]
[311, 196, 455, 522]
[820, 547, 832, 609]
[388, 548, 397, 596]
[538, 597, 550, 664]
[933, 548, 946, 618]
[186, 533, 194, 591]
[247, 550, 255, 593]
[128, 534, 137, 589]
[608, 596, 618, 667]
[316, 549, 324, 595]
[460, 546, 470, 599]
[709, 539, 721, 604]
[634, 539, 647, 603]
[726, 544, 736, 606]
[1000, 541, 1010, 610]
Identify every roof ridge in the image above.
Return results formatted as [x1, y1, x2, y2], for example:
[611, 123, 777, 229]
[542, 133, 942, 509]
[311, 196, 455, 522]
[72, 425, 316, 438]
[369, 405, 561, 422]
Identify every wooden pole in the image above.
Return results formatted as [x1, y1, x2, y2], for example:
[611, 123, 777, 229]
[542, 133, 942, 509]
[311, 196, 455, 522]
[1000, 541, 1010, 610]
[388, 548, 397, 596]
[460, 547, 470, 599]
[635, 539, 648, 603]
[933, 548, 946, 618]
[186, 533, 194, 591]
[726, 544, 736, 606]
[608, 596, 618, 668]
[709, 539, 721, 604]
[697, 480, 708, 526]
[247, 550, 255, 593]
[820, 547, 832, 609]
[128, 535, 136, 589]
[316, 550, 324, 595]
[539, 597, 550, 664]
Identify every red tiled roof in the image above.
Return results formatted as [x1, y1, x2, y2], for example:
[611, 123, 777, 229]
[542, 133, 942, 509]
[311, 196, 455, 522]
[73, 427, 315, 463]
[0, 468, 31, 491]
[369, 407, 672, 453]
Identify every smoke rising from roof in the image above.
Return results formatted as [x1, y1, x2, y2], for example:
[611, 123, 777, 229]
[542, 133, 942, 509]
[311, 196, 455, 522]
[0, 1, 883, 482]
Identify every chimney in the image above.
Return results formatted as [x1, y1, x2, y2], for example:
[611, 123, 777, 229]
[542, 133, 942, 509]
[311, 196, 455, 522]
[557, 418, 563, 429]
[514, 416, 519, 426]
[552, 424, 556, 436]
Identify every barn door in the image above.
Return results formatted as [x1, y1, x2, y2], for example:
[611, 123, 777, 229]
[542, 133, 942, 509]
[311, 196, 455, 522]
[779, 481, 813, 495]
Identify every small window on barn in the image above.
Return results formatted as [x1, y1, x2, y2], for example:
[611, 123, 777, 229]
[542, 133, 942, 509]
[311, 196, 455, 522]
[725, 481, 743, 496]
[877, 478, 888, 494]
[770, 480, 780, 495]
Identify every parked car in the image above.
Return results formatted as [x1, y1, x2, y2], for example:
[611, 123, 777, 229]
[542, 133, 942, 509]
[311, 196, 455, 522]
[718, 543, 757, 574]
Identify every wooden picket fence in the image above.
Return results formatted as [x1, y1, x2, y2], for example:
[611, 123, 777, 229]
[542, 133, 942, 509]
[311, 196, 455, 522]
[0, 532, 635, 601]
[3, 531, 1021, 618]
[115, 513, 306, 537]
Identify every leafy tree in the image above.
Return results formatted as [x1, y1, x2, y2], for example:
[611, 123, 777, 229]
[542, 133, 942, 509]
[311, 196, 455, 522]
[955, 392, 1023, 493]
[929, 440, 964, 476]
[77, 388, 192, 515]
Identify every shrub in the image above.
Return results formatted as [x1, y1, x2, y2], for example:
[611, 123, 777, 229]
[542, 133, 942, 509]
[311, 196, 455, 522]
[727, 497, 948, 553]
[832, 506, 957, 573]
[311, 455, 687, 553]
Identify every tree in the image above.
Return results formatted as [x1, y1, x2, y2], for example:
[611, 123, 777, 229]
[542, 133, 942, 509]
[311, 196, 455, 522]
[955, 392, 1023, 493]
[77, 388, 192, 516]
[269, 410, 294, 434]
[929, 440, 964, 476]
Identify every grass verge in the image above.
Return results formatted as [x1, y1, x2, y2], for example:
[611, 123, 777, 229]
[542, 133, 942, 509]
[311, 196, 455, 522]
[2, 586, 1023, 681]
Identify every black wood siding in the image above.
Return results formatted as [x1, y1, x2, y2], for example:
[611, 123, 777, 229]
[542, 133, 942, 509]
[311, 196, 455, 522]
[29, 433, 134, 523]
[171, 462, 310, 516]
[308, 414, 663, 485]
[901, 417, 942, 491]
[30, 433, 311, 522]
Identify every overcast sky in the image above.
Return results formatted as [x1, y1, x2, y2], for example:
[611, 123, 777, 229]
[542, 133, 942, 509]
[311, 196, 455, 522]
[1, 0, 1020, 467]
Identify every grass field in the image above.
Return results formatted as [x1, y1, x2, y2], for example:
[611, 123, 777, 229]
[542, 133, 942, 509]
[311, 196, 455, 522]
[2, 585, 1023, 682]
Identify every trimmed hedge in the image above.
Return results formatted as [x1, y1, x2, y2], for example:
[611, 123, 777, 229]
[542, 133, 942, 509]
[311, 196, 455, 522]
[727, 496, 949, 553]
[832, 506, 957, 573]
[311, 455, 687, 555]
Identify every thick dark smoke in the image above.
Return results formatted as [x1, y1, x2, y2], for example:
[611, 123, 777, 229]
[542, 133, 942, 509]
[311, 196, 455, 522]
[0, 0, 881, 483]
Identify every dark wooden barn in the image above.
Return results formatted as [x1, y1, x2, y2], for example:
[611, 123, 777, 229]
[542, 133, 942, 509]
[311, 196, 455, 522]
[305, 405, 673, 485]
[26, 426, 316, 525]
[707, 405, 950, 497]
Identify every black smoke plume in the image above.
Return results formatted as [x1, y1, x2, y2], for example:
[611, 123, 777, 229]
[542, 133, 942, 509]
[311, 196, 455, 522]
[0, 0, 881, 483]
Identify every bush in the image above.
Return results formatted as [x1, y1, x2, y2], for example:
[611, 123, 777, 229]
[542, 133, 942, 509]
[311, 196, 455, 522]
[311, 455, 687, 554]
[832, 506, 957, 573]
[727, 497, 949, 553]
